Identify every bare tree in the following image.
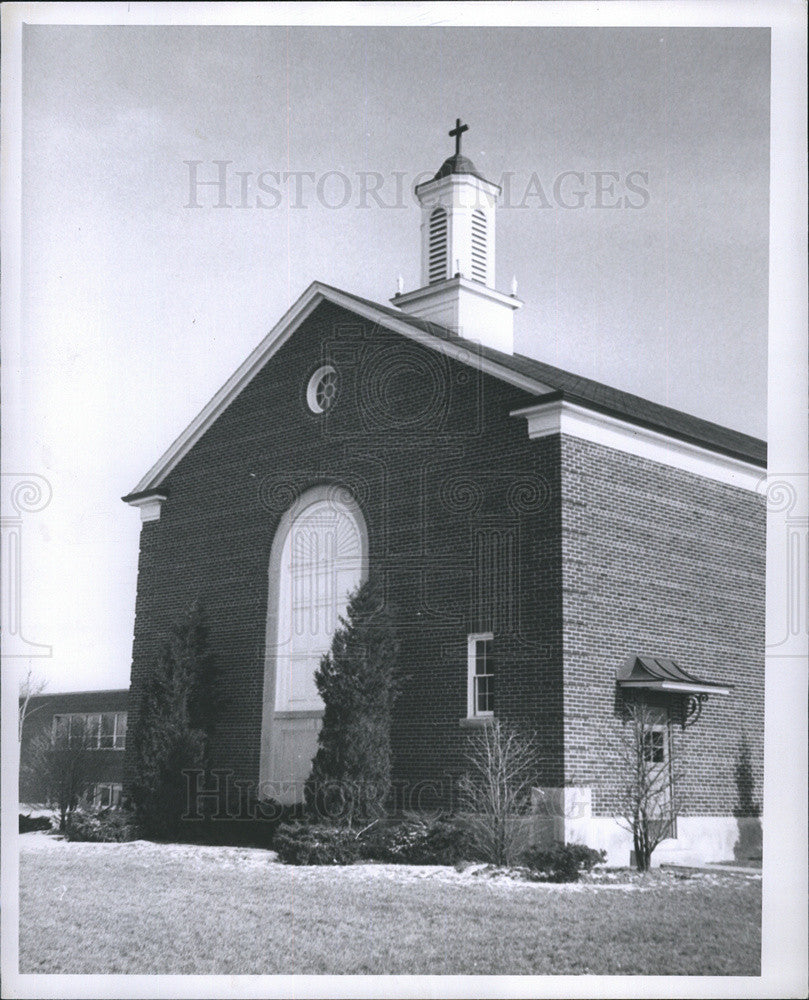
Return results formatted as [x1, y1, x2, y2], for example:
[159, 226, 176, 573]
[24, 717, 92, 831]
[18, 667, 48, 741]
[613, 700, 685, 871]
[458, 719, 539, 866]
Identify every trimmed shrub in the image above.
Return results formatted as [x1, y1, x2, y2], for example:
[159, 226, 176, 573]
[19, 814, 52, 833]
[305, 581, 399, 824]
[64, 808, 138, 843]
[358, 816, 475, 865]
[129, 600, 223, 840]
[274, 815, 476, 866]
[521, 843, 607, 882]
[273, 823, 360, 865]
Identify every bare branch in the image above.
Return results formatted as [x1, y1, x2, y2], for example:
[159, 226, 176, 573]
[609, 700, 685, 871]
[18, 667, 48, 741]
[458, 719, 540, 866]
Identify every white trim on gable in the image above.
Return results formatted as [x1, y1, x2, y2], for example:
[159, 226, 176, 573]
[128, 493, 167, 522]
[125, 281, 553, 500]
[510, 398, 765, 492]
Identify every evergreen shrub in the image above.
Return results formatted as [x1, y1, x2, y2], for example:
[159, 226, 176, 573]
[19, 814, 52, 833]
[64, 808, 138, 843]
[273, 822, 360, 865]
[520, 843, 607, 882]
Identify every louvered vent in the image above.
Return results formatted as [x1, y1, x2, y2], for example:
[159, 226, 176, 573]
[428, 207, 448, 284]
[471, 209, 487, 284]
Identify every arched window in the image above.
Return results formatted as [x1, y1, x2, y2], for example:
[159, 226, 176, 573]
[471, 209, 487, 284]
[275, 497, 364, 710]
[428, 207, 448, 284]
[259, 487, 367, 800]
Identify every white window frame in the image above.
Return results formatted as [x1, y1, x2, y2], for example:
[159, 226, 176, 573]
[93, 783, 123, 809]
[306, 365, 338, 414]
[467, 633, 494, 719]
[642, 725, 667, 764]
[51, 712, 127, 750]
[113, 711, 127, 749]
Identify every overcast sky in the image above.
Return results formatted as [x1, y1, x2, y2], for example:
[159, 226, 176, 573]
[17, 24, 770, 692]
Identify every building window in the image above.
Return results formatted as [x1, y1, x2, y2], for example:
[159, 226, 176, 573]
[52, 712, 127, 750]
[92, 783, 123, 809]
[306, 365, 338, 414]
[471, 209, 487, 284]
[639, 716, 676, 840]
[468, 634, 494, 717]
[274, 495, 365, 713]
[643, 728, 665, 764]
[428, 207, 448, 283]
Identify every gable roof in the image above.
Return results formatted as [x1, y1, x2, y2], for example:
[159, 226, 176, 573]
[124, 281, 766, 501]
[339, 285, 766, 466]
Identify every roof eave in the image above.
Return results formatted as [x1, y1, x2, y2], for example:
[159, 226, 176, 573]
[121, 488, 169, 505]
[618, 679, 733, 696]
[124, 281, 551, 499]
[513, 389, 766, 469]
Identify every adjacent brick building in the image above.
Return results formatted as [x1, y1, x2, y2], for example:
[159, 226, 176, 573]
[19, 689, 129, 809]
[122, 129, 765, 864]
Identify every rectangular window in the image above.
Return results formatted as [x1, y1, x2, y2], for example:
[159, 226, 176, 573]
[99, 712, 116, 748]
[114, 712, 127, 749]
[643, 729, 665, 764]
[467, 634, 494, 718]
[52, 715, 70, 741]
[86, 714, 101, 746]
[51, 712, 127, 750]
[93, 783, 123, 809]
[641, 718, 677, 841]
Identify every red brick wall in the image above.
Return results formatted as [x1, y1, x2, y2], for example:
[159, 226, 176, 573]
[125, 302, 566, 805]
[559, 435, 765, 818]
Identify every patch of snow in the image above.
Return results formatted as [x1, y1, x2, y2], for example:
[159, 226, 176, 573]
[17, 836, 761, 891]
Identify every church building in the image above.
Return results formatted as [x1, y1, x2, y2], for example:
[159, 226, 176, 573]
[123, 122, 766, 865]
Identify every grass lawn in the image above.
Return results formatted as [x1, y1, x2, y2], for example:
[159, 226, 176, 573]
[19, 835, 761, 976]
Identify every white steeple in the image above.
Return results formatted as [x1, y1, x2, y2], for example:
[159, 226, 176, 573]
[391, 118, 522, 355]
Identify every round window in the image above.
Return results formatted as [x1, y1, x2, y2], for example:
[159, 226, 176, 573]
[307, 365, 338, 414]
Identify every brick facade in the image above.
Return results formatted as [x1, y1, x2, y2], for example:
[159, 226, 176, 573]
[125, 302, 566, 802]
[559, 436, 765, 818]
[124, 298, 765, 835]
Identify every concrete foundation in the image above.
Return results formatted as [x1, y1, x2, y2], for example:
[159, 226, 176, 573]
[531, 786, 762, 867]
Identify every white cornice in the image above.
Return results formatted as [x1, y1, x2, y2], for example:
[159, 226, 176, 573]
[415, 172, 502, 199]
[393, 276, 523, 311]
[126, 282, 553, 498]
[127, 493, 167, 522]
[510, 398, 765, 492]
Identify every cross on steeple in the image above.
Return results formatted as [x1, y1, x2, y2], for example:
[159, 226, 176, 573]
[449, 118, 469, 157]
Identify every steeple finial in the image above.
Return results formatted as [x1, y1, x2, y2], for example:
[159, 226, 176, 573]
[449, 118, 469, 157]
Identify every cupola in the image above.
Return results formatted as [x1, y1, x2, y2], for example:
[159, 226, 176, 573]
[392, 119, 522, 355]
